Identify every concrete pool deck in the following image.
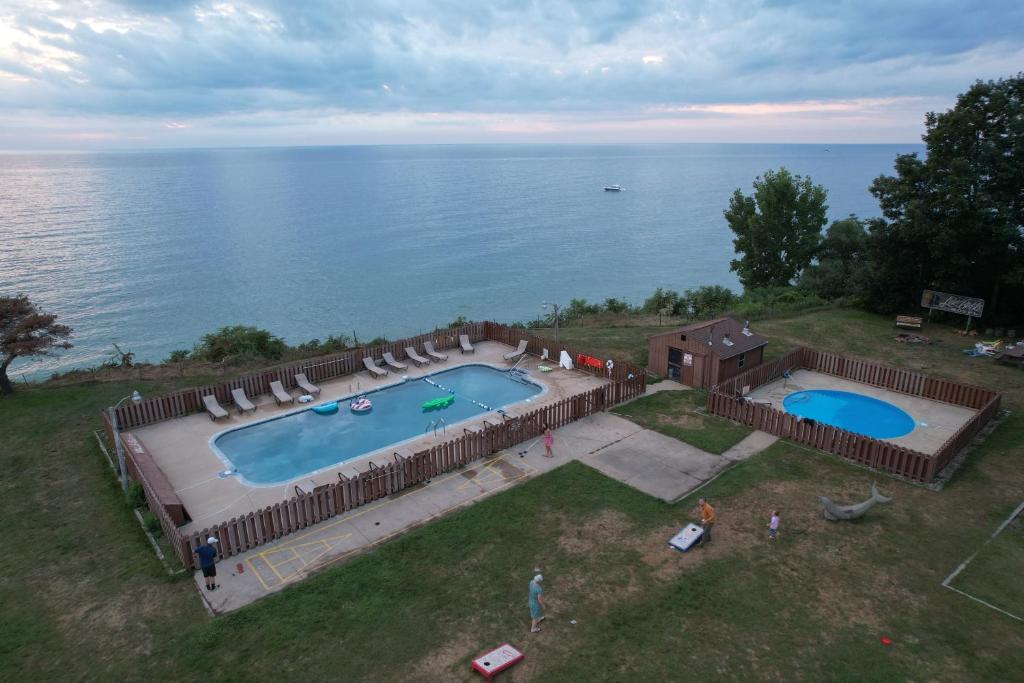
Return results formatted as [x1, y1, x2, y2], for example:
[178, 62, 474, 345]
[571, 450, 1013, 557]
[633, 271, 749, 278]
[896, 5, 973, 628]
[193, 410, 776, 614]
[744, 369, 977, 455]
[130, 341, 609, 534]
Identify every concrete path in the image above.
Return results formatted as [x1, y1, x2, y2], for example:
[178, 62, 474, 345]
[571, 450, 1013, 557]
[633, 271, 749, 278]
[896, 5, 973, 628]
[194, 412, 777, 613]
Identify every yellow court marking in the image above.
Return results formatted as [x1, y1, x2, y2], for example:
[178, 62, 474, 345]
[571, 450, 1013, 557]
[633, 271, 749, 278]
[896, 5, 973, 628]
[246, 453, 533, 591]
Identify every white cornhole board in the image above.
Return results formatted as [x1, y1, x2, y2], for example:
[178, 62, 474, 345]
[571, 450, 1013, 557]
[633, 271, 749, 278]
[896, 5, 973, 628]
[471, 643, 524, 681]
[668, 523, 704, 552]
[559, 349, 574, 370]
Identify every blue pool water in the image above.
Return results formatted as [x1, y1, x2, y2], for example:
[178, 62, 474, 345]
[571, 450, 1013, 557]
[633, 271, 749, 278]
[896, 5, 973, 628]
[214, 364, 542, 485]
[782, 390, 916, 439]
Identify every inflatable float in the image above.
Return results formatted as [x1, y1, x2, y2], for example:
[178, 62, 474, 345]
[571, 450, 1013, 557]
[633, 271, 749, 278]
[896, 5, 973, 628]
[311, 401, 339, 415]
[422, 394, 455, 411]
[350, 396, 373, 414]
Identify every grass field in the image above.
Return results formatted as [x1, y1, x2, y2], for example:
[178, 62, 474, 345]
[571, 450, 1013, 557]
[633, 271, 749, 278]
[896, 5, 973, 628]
[612, 389, 753, 454]
[949, 510, 1024, 620]
[2, 307, 1023, 681]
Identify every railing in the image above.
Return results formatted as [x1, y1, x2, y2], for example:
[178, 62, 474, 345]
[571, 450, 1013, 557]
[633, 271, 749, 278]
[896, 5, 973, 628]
[706, 346, 1001, 483]
[104, 322, 646, 569]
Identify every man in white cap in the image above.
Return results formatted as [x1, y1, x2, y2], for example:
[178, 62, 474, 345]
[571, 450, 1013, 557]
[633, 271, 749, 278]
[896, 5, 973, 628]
[194, 536, 219, 591]
[529, 574, 545, 633]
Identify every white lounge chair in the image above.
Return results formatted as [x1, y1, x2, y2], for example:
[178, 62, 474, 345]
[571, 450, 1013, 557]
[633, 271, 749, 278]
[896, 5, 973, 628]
[424, 341, 448, 362]
[363, 356, 388, 379]
[382, 351, 408, 372]
[405, 346, 430, 366]
[202, 394, 229, 421]
[459, 334, 474, 354]
[270, 380, 294, 406]
[504, 339, 529, 362]
[295, 372, 321, 396]
[231, 388, 257, 414]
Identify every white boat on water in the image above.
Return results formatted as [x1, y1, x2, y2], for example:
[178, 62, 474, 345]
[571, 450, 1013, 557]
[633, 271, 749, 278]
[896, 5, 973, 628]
[604, 184, 623, 191]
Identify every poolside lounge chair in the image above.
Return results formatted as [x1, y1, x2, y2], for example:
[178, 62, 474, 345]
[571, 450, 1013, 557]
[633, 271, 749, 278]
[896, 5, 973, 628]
[460, 334, 474, 354]
[270, 380, 294, 406]
[231, 388, 257, 414]
[424, 341, 448, 362]
[202, 394, 229, 421]
[405, 346, 430, 366]
[504, 339, 529, 362]
[295, 372, 321, 396]
[363, 356, 388, 378]
[382, 351, 408, 372]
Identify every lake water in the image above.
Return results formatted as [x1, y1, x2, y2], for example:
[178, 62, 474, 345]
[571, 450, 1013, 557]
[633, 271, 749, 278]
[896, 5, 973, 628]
[0, 143, 923, 378]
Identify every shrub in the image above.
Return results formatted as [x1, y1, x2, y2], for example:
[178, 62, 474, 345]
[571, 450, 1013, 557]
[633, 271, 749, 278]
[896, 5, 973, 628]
[447, 316, 469, 328]
[165, 349, 190, 363]
[141, 511, 162, 537]
[680, 285, 737, 318]
[193, 325, 285, 363]
[564, 298, 601, 320]
[642, 287, 681, 314]
[602, 297, 632, 314]
[126, 482, 146, 509]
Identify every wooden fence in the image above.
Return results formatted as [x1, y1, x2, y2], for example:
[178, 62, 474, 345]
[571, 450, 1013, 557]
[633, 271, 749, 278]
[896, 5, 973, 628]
[103, 323, 646, 569]
[706, 347, 1001, 483]
[111, 322, 489, 430]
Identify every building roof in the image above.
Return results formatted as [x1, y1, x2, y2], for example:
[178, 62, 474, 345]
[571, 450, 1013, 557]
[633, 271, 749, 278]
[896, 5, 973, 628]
[650, 316, 768, 359]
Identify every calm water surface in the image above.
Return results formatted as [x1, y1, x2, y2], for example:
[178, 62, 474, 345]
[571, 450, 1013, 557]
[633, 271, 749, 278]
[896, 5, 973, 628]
[0, 143, 923, 377]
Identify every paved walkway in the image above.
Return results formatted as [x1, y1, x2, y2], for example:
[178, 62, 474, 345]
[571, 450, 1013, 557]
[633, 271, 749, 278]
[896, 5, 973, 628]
[195, 412, 777, 613]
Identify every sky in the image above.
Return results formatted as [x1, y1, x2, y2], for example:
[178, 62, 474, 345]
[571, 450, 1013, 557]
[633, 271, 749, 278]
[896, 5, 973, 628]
[0, 0, 1021, 149]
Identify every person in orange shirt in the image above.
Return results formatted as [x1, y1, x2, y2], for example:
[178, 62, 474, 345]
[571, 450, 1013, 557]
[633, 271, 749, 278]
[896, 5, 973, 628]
[697, 498, 716, 545]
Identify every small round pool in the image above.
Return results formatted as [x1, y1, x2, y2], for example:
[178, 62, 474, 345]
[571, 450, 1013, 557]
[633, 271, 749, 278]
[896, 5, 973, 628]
[782, 389, 916, 439]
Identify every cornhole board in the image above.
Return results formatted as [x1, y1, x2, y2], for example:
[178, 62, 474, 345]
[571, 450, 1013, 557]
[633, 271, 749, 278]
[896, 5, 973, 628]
[668, 523, 703, 552]
[471, 643, 524, 681]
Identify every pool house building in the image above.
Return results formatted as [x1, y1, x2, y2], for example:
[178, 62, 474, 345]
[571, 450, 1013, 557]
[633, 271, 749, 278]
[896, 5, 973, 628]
[647, 317, 767, 389]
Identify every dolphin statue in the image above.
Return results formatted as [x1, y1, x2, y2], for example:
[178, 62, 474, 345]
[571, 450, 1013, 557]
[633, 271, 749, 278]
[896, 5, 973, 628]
[820, 483, 892, 521]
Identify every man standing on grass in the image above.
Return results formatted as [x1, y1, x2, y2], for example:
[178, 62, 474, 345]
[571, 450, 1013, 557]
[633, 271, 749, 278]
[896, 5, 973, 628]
[698, 498, 716, 545]
[195, 536, 219, 591]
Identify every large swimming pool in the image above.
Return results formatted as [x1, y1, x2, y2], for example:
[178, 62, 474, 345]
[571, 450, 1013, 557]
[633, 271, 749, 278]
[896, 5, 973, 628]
[214, 364, 543, 485]
[782, 389, 916, 439]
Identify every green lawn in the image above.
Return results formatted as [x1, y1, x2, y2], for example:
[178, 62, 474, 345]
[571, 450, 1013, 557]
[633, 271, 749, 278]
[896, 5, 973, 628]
[2, 307, 1023, 681]
[612, 388, 753, 454]
[951, 512, 1024, 619]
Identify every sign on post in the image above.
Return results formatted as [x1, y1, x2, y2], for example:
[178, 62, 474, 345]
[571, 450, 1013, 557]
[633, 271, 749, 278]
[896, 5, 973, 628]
[921, 290, 985, 318]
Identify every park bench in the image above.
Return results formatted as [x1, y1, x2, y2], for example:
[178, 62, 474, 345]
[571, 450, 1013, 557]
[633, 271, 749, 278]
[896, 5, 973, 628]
[895, 315, 923, 329]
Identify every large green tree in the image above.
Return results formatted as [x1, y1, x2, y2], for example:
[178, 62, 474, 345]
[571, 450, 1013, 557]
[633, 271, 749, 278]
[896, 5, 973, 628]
[725, 167, 829, 289]
[866, 74, 1024, 317]
[0, 294, 72, 395]
[799, 216, 869, 300]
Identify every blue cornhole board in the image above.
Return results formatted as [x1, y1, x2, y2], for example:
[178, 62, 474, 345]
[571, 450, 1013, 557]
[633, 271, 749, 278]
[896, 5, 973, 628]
[668, 523, 704, 552]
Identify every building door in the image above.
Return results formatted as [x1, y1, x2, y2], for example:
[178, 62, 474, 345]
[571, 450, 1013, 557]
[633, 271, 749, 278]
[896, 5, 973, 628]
[681, 351, 695, 386]
[667, 347, 683, 381]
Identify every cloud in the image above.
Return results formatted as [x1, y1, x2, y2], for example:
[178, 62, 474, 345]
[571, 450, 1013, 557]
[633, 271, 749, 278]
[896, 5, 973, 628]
[0, 0, 1021, 146]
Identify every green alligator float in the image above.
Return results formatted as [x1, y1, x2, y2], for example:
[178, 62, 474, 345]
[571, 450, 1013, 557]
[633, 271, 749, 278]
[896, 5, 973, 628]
[422, 394, 455, 411]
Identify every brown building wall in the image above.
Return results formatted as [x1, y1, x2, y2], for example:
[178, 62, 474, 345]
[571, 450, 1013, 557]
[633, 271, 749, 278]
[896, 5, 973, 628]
[648, 331, 766, 389]
[716, 346, 765, 385]
[648, 330, 718, 387]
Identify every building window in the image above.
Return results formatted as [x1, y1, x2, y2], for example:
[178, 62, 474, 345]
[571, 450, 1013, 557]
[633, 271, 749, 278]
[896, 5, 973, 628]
[679, 334, 687, 342]
[737, 352, 746, 368]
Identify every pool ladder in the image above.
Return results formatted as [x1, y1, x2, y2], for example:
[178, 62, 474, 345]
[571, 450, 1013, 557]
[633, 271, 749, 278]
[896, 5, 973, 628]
[426, 417, 447, 437]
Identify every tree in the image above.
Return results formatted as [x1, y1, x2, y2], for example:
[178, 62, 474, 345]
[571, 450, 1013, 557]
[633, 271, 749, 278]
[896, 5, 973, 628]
[867, 74, 1024, 318]
[799, 216, 869, 300]
[725, 167, 829, 289]
[192, 325, 285, 363]
[0, 295, 72, 394]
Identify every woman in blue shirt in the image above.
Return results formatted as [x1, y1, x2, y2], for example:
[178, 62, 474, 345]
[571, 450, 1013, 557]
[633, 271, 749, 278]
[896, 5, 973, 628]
[529, 574, 545, 633]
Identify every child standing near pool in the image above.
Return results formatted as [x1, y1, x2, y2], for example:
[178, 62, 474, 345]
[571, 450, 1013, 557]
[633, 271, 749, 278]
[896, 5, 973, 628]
[768, 510, 780, 541]
[543, 424, 554, 458]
